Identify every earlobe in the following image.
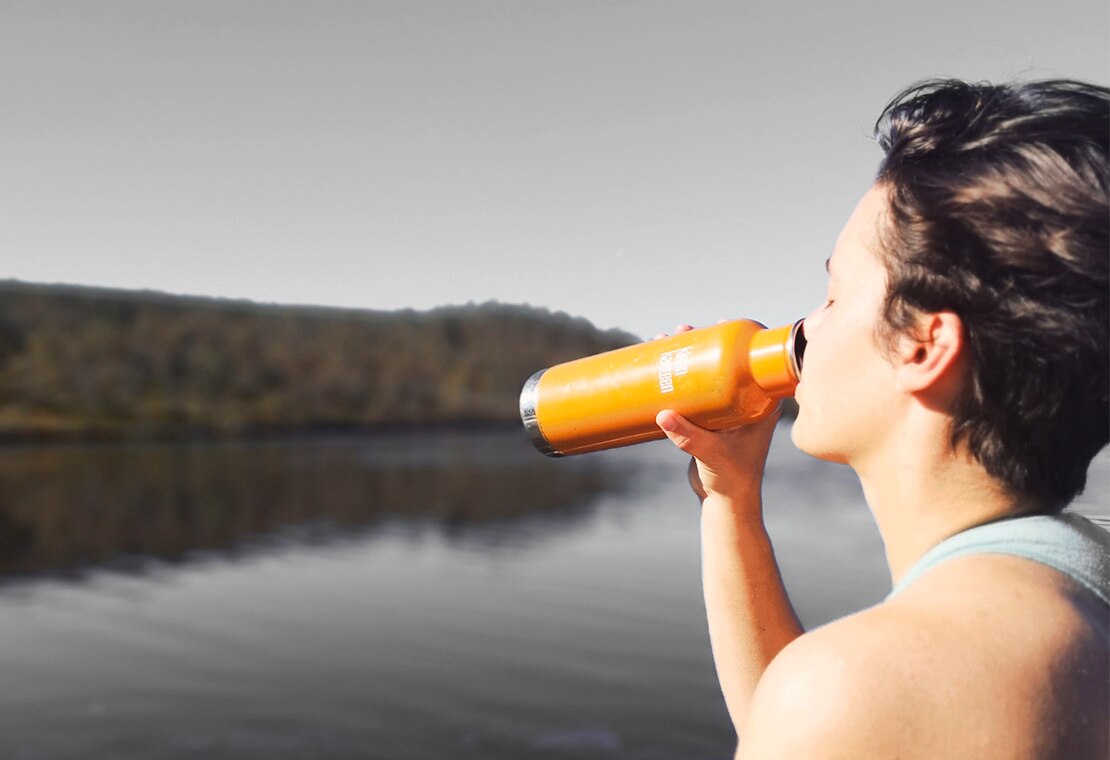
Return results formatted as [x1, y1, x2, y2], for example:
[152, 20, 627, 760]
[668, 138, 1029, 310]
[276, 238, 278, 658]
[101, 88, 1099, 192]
[895, 312, 965, 393]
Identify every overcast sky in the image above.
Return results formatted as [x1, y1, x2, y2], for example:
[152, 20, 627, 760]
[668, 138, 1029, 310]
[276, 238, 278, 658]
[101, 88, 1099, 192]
[2, 1, 1106, 338]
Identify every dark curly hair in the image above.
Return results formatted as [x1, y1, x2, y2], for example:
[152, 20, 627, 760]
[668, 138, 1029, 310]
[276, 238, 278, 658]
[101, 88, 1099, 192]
[872, 79, 1109, 511]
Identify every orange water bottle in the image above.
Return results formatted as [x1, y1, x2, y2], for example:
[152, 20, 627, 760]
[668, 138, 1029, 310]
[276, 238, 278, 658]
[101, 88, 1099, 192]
[519, 319, 805, 456]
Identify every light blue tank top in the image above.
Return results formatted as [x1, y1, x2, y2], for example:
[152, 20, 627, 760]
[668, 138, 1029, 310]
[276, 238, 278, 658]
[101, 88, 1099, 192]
[888, 512, 1110, 605]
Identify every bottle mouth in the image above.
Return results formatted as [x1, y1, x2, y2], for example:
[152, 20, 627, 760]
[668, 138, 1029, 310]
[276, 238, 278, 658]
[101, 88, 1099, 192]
[790, 319, 807, 378]
[749, 319, 806, 395]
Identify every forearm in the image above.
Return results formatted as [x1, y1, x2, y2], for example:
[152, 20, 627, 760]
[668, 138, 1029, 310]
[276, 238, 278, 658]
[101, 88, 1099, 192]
[701, 491, 802, 732]
[653, 405, 798, 729]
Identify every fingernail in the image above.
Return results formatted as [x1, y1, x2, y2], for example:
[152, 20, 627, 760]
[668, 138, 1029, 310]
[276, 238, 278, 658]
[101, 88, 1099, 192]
[657, 411, 678, 432]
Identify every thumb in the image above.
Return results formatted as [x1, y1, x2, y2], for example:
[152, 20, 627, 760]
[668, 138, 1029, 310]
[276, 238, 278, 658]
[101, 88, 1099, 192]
[656, 410, 711, 457]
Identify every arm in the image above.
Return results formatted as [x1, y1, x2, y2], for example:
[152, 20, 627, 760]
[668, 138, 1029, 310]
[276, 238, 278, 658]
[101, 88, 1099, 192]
[656, 408, 803, 734]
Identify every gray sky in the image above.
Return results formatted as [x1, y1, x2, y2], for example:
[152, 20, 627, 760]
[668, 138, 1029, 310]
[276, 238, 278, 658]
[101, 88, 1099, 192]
[2, 1, 1107, 339]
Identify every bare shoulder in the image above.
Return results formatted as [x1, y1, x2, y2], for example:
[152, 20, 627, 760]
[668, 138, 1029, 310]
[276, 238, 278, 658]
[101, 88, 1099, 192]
[737, 555, 1109, 760]
[735, 604, 931, 759]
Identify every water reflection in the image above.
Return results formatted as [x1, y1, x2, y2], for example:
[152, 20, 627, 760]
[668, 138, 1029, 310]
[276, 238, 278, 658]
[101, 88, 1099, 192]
[0, 428, 1102, 760]
[0, 431, 737, 760]
[0, 428, 636, 582]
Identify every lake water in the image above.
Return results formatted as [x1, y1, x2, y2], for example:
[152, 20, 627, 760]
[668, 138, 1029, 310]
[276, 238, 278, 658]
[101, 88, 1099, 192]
[0, 425, 1105, 760]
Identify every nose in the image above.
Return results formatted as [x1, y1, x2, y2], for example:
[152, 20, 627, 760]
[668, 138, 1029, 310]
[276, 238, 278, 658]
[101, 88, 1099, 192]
[802, 302, 827, 332]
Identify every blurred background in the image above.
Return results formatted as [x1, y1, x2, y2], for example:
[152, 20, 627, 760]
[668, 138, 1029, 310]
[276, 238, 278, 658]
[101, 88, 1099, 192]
[2, 0, 1107, 337]
[0, 2, 1107, 759]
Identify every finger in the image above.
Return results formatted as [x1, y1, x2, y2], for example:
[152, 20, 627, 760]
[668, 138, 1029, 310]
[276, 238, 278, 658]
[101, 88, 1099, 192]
[656, 409, 711, 457]
[686, 457, 708, 501]
[674, 323, 694, 333]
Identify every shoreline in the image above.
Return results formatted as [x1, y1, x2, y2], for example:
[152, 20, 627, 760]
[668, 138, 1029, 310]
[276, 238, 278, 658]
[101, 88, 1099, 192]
[0, 412, 799, 449]
[0, 418, 526, 449]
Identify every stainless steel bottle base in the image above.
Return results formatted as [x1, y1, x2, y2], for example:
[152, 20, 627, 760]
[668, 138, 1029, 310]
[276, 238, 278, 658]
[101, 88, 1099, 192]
[519, 369, 563, 457]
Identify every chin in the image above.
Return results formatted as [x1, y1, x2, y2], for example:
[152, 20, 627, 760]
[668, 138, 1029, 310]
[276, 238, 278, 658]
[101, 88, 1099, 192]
[789, 413, 806, 447]
[789, 410, 817, 453]
[790, 412, 848, 464]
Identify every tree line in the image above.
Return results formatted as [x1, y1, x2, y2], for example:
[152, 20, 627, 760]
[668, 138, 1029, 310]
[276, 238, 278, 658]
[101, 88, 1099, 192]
[0, 280, 637, 441]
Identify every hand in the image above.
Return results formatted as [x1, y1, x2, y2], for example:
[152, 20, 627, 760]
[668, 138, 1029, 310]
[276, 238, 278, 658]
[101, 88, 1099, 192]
[651, 323, 694, 341]
[650, 323, 779, 509]
[656, 408, 779, 509]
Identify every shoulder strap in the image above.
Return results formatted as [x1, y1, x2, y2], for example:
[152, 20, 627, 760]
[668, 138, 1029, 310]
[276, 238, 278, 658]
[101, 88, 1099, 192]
[888, 513, 1110, 605]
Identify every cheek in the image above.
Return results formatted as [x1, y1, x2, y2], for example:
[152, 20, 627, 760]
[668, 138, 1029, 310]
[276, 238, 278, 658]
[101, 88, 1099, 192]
[790, 319, 883, 458]
[796, 323, 836, 389]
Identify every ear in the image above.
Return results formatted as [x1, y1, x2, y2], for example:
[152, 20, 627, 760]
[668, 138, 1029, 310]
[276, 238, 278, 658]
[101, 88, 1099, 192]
[892, 311, 966, 394]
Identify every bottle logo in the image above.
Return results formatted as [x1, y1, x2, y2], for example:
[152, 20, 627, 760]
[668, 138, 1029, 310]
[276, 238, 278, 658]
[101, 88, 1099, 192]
[658, 348, 690, 394]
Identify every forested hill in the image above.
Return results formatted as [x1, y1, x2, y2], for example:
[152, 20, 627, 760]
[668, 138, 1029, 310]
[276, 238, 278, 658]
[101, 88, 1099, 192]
[0, 280, 638, 441]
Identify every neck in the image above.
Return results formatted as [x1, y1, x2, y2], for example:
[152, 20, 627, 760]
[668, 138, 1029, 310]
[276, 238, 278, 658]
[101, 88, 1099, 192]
[853, 414, 1027, 585]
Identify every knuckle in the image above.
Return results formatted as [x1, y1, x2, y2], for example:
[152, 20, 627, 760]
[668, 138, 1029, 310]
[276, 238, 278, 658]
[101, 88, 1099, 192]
[672, 435, 695, 453]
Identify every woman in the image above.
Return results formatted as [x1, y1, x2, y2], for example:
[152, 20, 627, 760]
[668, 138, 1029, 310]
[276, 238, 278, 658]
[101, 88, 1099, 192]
[657, 79, 1109, 759]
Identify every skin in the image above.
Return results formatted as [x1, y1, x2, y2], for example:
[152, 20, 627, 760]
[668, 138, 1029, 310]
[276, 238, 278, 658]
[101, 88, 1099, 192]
[656, 185, 1109, 759]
